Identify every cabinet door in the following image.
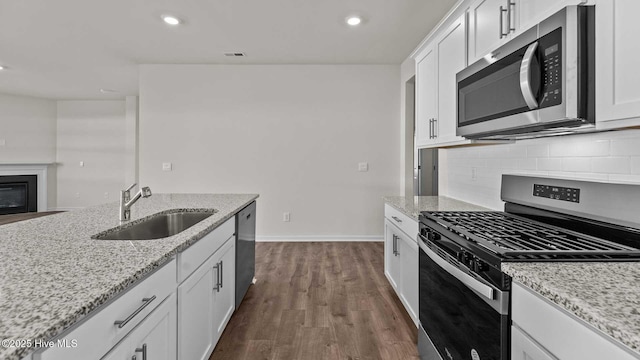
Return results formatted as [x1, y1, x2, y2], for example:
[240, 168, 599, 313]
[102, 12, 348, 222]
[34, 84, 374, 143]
[102, 292, 177, 360]
[178, 257, 215, 360]
[436, 14, 467, 143]
[596, 0, 640, 128]
[384, 220, 402, 291]
[512, 325, 558, 360]
[211, 238, 236, 344]
[398, 232, 419, 325]
[515, 0, 585, 34]
[467, 0, 509, 64]
[415, 45, 438, 148]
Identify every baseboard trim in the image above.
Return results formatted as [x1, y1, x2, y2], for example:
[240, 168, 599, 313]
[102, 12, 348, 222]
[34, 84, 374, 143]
[256, 235, 383, 242]
[51, 207, 84, 211]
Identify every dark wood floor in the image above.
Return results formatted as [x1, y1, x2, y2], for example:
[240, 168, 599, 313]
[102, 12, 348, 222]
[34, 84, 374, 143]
[210, 242, 418, 360]
[0, 211, 63, 226]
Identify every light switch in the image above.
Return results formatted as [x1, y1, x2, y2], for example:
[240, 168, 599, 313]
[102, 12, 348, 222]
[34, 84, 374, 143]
[162, 162, 172, 171]
[79, 161, 84, 167]
[358, 162, 369, 172]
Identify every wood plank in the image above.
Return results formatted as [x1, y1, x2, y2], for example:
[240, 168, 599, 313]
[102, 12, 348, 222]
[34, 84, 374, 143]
[210, 242, 418, 360]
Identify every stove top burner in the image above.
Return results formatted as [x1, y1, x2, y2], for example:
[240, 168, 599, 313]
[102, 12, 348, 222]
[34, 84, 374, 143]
[422, 211, 640, 261]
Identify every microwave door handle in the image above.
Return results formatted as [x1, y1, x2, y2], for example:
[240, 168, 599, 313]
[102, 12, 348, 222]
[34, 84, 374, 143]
[519, 41, 539, 110]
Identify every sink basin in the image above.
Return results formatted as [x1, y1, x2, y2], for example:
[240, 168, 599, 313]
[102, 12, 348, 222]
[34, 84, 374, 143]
[93, 210, 216, 240]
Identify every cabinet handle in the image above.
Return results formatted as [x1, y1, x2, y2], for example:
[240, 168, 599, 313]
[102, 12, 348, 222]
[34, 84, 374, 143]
[392, 235, 396, 255]
[507, 0, 516, 33]
[433, 118, 438, 138]
[132, 356, 137, 360]
[135, 343, 147, 360]
[391, 216, 402, 223]
[429, 118, 434, 139]
[219, 260, 223, 289]
[213, 263, 220, 292]
[114, 296, 156, 328]
[499, 6, 508, 38]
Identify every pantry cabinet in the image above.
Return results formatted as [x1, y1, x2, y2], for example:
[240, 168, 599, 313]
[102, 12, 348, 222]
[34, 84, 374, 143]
[595, 0, 640, 129]
[415, 14, 468, 148]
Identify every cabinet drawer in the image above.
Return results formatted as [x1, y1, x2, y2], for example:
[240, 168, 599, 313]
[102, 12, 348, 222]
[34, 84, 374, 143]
[384, 204, 418, 239]
[36, 259, 176, 360]
[512, 282, 640, 360]
[177, 217, 235, 283]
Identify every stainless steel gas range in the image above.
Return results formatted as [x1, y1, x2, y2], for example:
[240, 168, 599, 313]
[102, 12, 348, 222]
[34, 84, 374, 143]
[417, 175, 640, 360]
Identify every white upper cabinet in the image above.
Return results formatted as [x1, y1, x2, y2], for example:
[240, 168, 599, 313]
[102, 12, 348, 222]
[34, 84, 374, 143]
[415, 14, 468, 148]
[595, 0, 640, 129]
[467, 0, 586, 65]
[415, 45, 438, 148]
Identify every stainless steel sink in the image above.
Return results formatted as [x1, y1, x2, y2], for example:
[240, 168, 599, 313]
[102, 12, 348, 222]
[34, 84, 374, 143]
[93, 210, 216, 240]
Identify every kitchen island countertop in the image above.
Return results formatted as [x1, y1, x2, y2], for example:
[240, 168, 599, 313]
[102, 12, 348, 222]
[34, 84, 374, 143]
[0, 193, 258, 360]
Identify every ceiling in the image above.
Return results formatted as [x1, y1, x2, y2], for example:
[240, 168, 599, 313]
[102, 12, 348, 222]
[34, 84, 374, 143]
[0, 0, 457, 100]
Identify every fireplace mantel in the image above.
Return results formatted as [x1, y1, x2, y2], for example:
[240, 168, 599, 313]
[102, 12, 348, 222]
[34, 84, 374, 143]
[0, 163, 55, 211]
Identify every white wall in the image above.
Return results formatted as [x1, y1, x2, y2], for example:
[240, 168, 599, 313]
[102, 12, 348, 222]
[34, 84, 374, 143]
[56, 101, 127, 209]
[0, 92, 57, 163]
[139, 64, 400, 239]
[442, 129, 640, 210]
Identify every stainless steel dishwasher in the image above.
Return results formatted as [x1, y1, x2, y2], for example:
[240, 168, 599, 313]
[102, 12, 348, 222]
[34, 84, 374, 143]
[235, 201, 256, 309]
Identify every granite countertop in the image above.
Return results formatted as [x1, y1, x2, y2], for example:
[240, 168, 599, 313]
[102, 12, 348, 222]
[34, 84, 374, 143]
[503, 262, 640, 354]
[0, 193, 258, 360]
[383, 195, 490, 220]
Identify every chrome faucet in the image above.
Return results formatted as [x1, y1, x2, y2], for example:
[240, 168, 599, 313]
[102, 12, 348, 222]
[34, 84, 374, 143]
[119, 183, 152, 221]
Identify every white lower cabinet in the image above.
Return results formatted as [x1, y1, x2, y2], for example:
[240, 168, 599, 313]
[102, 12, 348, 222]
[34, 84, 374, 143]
[101, 292, 177, 360]
[383, 207, 419, 325]
[511, 281, 640, 360]
[178, 237, 235, 360]
[512, 325, 557, 360]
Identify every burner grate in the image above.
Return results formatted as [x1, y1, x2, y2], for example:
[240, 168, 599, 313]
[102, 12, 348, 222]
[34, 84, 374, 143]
[423, 211, 640, 260]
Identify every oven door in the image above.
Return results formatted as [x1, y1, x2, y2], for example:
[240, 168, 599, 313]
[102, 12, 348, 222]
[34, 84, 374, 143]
[418, 236, 509, 360]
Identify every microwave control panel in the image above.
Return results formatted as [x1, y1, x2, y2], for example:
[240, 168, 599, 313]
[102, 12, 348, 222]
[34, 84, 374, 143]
[539, 27, 563, 109]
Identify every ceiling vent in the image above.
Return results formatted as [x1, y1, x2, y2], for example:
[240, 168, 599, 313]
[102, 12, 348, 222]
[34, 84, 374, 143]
[224, 52, 246, 57]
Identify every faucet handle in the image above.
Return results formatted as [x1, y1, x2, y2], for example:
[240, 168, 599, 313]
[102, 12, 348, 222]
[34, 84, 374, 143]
[141, 187, 152, 197]
[125, 183, 137, 192]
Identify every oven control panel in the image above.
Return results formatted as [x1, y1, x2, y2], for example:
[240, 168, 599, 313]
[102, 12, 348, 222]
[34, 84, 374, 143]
[533, 184, 580, 203]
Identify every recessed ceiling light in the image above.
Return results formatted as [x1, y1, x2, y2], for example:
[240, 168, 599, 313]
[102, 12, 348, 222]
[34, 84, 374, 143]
[100, 88, 118, 94]
[162, 15, 181, 25]
[346, 16, 362, 26]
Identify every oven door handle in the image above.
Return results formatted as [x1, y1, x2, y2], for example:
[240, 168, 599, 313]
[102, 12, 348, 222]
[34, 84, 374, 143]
[520, 41, 539, 110]
[421, 242, 495, 301]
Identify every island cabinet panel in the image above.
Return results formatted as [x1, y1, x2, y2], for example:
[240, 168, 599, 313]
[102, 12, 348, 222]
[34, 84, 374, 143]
[511, 281, 640, 360]
[178, 237, 235, 360]
[177, 216, 235, 283]
[35, 259, 177, 360]
[101, 292, 177, 360]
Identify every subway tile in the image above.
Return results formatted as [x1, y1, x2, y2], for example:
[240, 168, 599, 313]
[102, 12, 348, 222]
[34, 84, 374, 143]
[506, 145, 528, 158]
[591, 157, 630, 174]
[486, 158, 518, 169]
[537, 158, 563, 171]
[631, 157, 640, 175]
[561, 157, 592, 172]
[608, 174, 640, 184]
[517, 158, 537, 170]
[549, 138, 610, 157]
[611, 138, 640, 156]
[526, 144, 549, 158]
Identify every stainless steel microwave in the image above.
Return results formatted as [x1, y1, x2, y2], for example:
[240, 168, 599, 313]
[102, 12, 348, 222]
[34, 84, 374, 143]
[456, 5, 594, 140]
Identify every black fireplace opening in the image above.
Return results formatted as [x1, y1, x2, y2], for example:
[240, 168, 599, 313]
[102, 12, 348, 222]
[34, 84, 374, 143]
[0, 175, 37, 215]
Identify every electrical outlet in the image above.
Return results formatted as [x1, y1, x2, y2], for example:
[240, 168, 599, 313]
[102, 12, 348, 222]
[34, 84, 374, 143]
[75, 192, 80, 198]
[358, 162, 369, 172]
[283, 212, 290, 222]
[471, 167, 477, 181]
[162, 162, 172, 171]
[79, 161, 84, 167]
[104, 192, 109, 199]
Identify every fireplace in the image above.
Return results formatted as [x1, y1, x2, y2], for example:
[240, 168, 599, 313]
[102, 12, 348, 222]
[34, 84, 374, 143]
[0, 175, 38, 215]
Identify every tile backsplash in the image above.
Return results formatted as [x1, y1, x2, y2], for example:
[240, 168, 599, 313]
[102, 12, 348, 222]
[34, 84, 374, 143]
[442, 129, 640, 210]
